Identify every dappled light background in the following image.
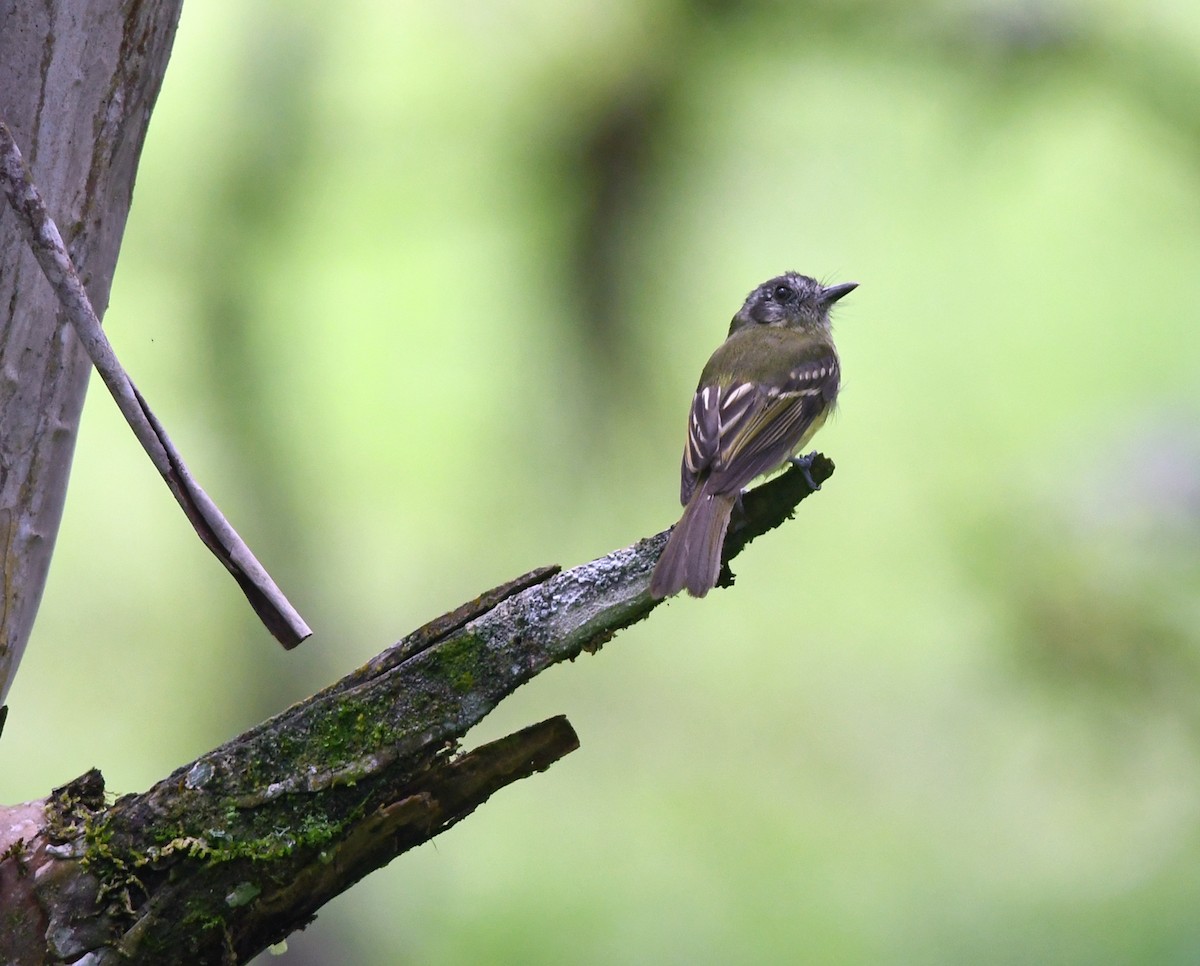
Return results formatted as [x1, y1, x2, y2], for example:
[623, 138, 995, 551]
[7, 0, 1200, 962]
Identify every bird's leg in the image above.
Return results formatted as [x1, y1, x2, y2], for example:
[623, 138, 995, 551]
[788, 452, 821, 491]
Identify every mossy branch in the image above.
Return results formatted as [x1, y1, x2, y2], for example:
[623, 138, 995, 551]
[0, 457, 833, 965]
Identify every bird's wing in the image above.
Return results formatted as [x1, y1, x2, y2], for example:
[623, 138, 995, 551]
[680, 380, 758, 504]
[680, 352, 839, 503]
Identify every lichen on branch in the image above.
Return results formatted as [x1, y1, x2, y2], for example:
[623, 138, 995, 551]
[0, 456, 832, 964]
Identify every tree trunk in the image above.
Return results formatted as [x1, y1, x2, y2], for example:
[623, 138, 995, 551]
[0, 0, 183, 702]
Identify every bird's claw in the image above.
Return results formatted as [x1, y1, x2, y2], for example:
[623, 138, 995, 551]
[788, 452, 821, 491]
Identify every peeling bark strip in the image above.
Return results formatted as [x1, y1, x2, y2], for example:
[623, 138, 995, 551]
[0, 121, 311, 651]
[0, 458, 832, 965]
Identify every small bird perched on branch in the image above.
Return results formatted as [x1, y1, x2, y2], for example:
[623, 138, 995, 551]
[649, 271, 856, 599]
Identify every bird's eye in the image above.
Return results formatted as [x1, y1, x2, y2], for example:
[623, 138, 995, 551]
[773, 284, 794, 302]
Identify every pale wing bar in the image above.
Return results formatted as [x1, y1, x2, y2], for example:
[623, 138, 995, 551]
[697, 355, 839, 499]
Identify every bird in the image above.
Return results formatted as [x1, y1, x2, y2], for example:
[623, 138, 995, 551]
[649, 271, 855, 599]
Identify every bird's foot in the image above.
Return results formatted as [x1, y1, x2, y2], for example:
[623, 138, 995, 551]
[788, 452, 821, 491]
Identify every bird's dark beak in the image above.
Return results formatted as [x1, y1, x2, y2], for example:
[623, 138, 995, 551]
[820, 281, 858, 304]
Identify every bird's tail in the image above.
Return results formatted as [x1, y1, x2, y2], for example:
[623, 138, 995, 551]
[649, 489, 737, 599]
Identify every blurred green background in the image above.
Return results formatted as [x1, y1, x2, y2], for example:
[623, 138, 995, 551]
[6, 0, 1200, 962]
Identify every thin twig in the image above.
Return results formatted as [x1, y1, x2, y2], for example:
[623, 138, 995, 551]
[0, 119, 310, 649]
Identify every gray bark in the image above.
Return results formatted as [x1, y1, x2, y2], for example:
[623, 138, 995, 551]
[0, 458, 834, 965]
[0, 0, 184, 701]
